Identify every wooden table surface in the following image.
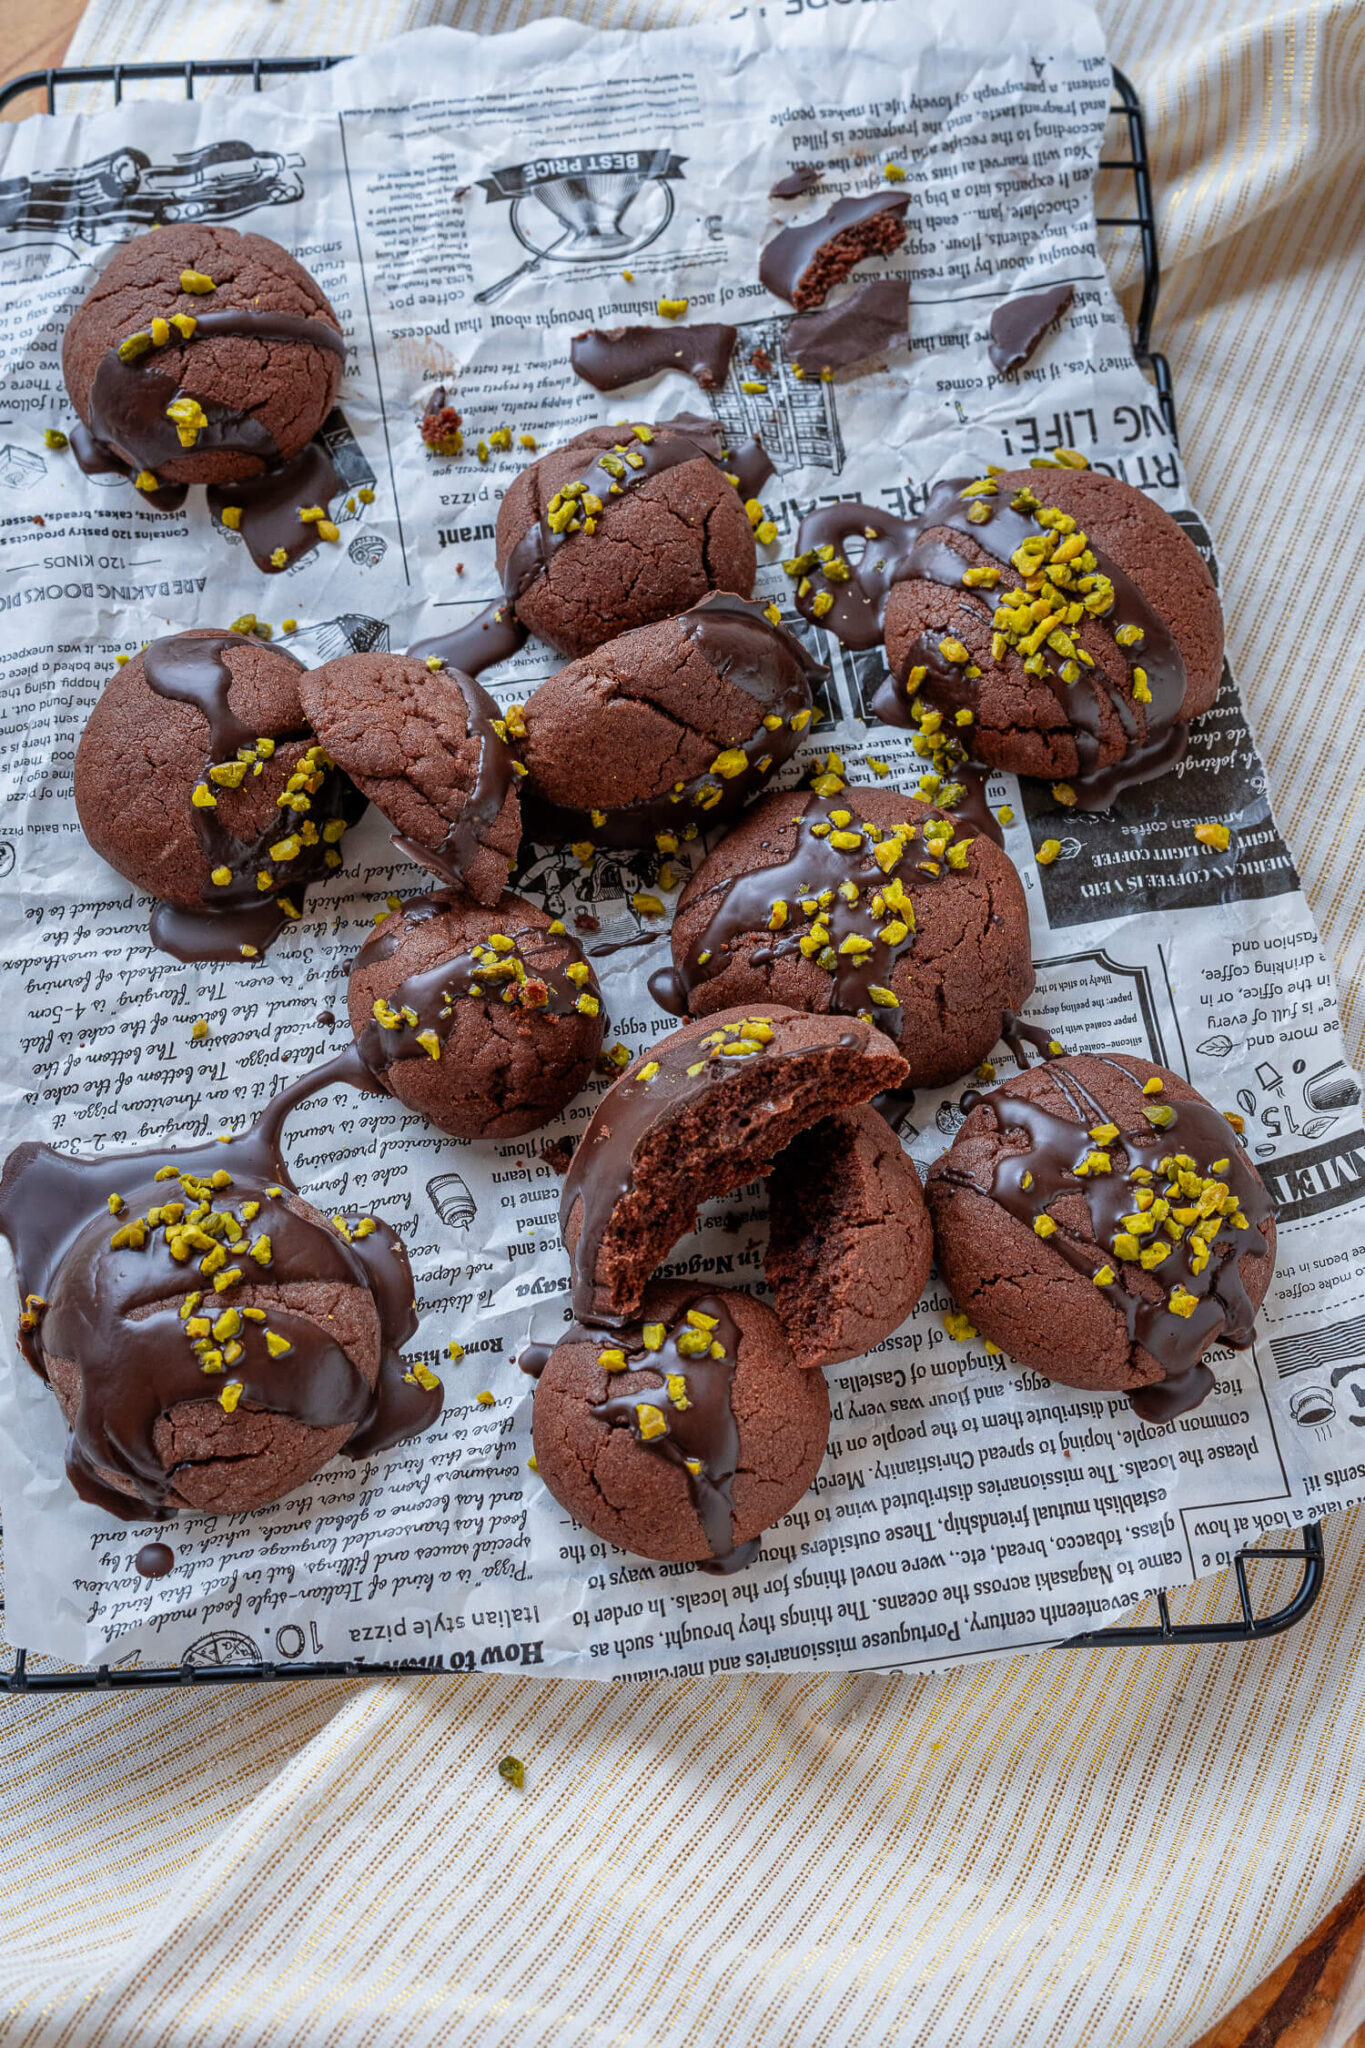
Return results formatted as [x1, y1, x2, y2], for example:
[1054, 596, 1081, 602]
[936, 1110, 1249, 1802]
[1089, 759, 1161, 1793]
[0, 0, 1359, 2041]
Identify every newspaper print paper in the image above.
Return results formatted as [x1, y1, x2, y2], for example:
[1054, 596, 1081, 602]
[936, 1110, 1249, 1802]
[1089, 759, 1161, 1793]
[0, 5, 1361, 1678]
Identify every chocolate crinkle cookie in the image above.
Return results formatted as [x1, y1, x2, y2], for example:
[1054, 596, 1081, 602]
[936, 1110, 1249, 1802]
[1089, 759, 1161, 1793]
[347, 891, 605, 1140]
[766, 1105, 933, 1370]
[561, 1003, 907, 1325]
[880, 467, 1223, 804]
[926, 1053, 1276, 1420]
[74, 629, 361, 963]
[518, 594, 824, 851]
[659, 783, 1034, 1089]
[531, 1282, 830, 1568]
[62, 224, 344, 488]
[299, 650, 521, 904]
[10, 1163, 383, 1517]
[495, 417, 756, 657]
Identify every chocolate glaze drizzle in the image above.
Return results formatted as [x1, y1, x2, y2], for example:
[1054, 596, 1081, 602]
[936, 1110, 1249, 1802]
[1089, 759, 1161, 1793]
[988, 285, 1074, 376]
[140, 631, 362, 963]
[349, 896, 599, 1084]
[206, 440, 344, 575]
[941, 1056, 1273, 1421]
[793, 478, 1190, 809]
[523, 594, 827, 851]
[570, 324, 738, 394]
[759, 192, 909, 309]
[502, 416, 774, 612]
[409, 602, 529, 681]
[0, 1053, 437, 1522]
[586, 1293, 759, 1573]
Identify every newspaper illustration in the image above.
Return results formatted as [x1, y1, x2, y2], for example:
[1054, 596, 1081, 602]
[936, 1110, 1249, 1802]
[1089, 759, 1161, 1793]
[0, 2, 1361, 1682]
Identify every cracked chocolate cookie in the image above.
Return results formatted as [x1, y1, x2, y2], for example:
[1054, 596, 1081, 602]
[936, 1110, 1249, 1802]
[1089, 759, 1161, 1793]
[62, 224, 344, 490]
[347, 891, 604, 1139]
[876, 467, 1223, 805]
[299, 650, 521, 904]
[926, 1053, 1275, 1420]
[496, 416, 757, 658]
[561, 1003, 907, 1325]
[531, 1282, 830, 1568]
[518, 594, 825, 851]
[74, 629, 362, 963]
[657, 783, 1034, 1088]
[766, 1105, 933, 1369]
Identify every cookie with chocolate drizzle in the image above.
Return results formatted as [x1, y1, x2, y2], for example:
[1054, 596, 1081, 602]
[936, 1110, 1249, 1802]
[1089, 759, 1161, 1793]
[531, 1283, 829, 1570]
[655, 783, 1033, 1089]
[347, 891, 605, 1139]
[925, 1053, 1275, 1419]
[74, 630, 364, 963]
[495, 416, 758, 657]
[561, 1003, 907, 1325]
[62, 225, 343, 501]
[299, 650, 521, 903]
[0, 1061, 440, 1521]
[519, 594, 826, 851]
[788, 463, 1222, 810]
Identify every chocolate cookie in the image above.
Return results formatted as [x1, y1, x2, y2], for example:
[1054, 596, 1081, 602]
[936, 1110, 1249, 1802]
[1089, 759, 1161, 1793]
[74, 630, 362, 963]
[531, 1282, 830, 1568]
[519, 594, 825, 851]
[10, 1160, 384, 1517]
[496, 417, 757, 657]
[875, 469, 1223, 805]
[926, 1054, 1275, 1420]
[766, 1106, 933, 1369]
[347, 891, 604, 1139]
[298, 651, 521, 903]
[62, 224, 343, 490]
[657, 783, 1033, 1088]
[561, 1003, 907, 1324]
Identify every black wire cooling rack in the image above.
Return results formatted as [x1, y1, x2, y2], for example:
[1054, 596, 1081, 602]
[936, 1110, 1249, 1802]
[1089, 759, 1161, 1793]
[0, 56, 1323, 1691]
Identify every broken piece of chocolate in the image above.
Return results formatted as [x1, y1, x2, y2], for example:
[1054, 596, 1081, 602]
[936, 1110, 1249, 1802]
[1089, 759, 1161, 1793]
[988, 284, 1074, 375]
[770, 165, 822, 200]
[759, 192, 909, 311]
[570, 323, 738, 394]
[787, 277, 909, 376]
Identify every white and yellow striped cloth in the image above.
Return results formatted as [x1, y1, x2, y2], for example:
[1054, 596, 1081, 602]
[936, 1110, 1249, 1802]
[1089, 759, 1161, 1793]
[0, 3, 1362, 2043]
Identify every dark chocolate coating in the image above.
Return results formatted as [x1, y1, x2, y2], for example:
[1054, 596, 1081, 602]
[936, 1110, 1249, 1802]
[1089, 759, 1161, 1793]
[0, 1055, 437, 1521]
[62, 224, 343, 486]
[519, 595, 824, 850]
[74, 630, 361, 962]
[926, 1053, 1276, 1417]
[346, 891, 604, 1139]
[531, 1283, 829, 1566]
[766, 1106, 933, 1370]
[560, 1003, 908, 1325]
[759, 192, 908, 310]
[494, 417, 756, 658]
[660, 785, 1033, 1088]
[298, 651, 521, 904]
[570, 324, 737, 393]
[988, 285, 1074, 375]
[787, 278, 909, 376]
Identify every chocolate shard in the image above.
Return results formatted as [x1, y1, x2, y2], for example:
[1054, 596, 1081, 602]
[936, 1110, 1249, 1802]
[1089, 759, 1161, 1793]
[988, 284, 1074, 375]
[770, 164, 822, 200]
[759, 192, 909, 311]
[570, 323, 738, 394]
[787, 277, 909, 377]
